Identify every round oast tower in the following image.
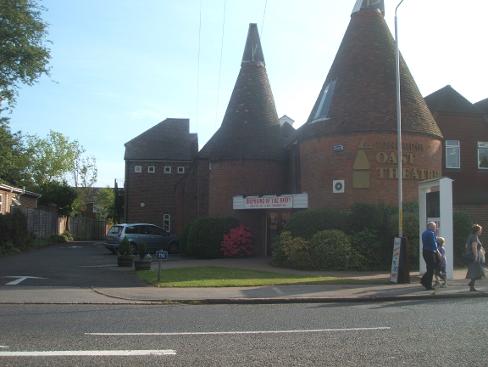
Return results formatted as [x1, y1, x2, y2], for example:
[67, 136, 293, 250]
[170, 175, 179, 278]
[296, 0, 443, 209]
[199, 23, 288, 217]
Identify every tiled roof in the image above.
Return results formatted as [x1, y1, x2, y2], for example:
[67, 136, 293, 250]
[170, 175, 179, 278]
[199, 24, 287, 161]
[474, 98, 488, 114]
[124, 118, 197, 161]
[425, 85, 480, 114]
[299, 8, 442, 140]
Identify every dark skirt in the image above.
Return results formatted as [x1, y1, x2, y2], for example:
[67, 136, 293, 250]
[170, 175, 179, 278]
[466, 260, 486, 281]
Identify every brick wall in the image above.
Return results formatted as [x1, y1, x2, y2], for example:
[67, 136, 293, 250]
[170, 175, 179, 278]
[208, 160, 287, 217]
[298, 132, 442, 208]
[435, 111, 488, 205]
[125, 160, 192, 231]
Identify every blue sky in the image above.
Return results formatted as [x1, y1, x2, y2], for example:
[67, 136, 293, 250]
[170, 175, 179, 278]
[8, 0, 488, 187]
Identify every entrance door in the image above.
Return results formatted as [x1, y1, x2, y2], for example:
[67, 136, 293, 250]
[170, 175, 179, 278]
[266, 211, 291, 256]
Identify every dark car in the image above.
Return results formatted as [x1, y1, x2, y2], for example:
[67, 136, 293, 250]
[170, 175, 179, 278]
[105, 223, 178, 255]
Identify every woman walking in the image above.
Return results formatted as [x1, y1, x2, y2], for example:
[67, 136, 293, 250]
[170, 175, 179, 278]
[465, 224, 485, 291]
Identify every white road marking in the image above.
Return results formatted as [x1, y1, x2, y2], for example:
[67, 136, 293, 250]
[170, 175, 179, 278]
[0, 346, 8, 349]
[0, 349, 176, 357]
[86, 327, 391, 336]
[4, 276, 47, 286]
[79, 265, 114, 268]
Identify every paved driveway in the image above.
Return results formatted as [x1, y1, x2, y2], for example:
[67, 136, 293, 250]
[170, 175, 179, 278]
[0, 242, 146, 288]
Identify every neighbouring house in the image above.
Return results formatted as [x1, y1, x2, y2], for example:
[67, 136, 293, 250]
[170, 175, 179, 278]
[124, 118, 198, 232]
[0, 183, 41, 215]
[425, 85, 488, 238]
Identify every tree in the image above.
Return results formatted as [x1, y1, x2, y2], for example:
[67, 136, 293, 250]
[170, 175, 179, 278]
[95, 187, 115, 220]
[0, 0, 51, 109]
[0, 117, 30, 186]
[37, 180, 77, 216]
[25, 130, 82, 187]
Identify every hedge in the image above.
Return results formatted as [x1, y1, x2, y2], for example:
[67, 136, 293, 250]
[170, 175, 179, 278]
[185, 217, 239, 258]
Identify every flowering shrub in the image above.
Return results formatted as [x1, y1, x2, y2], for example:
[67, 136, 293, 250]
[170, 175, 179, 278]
[221, 225, 253, 257]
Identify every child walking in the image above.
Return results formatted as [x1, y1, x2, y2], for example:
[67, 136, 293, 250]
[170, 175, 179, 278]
[435, 237, 447, 288]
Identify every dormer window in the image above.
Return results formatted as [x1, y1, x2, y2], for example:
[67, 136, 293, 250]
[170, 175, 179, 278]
[164, 166, 172, 174]
[134, 165, 142, 173]
[312, 80, 336, 122]
[148, 165, 155, 173]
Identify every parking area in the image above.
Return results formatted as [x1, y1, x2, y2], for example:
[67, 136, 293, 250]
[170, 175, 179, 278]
[0, 242, 146, 288]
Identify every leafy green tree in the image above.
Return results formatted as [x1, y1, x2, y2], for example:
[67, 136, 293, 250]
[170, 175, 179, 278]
[25, 130, 82, 187]
[0, 117, 29, 185]
[95, 187, 115, 220]
[0, 0, 51, 109]
[38, 180, 77, 216]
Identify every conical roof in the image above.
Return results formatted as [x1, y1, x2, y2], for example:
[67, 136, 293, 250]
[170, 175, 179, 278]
[199, 24, 285, 161]
[300, 3, 442, 140]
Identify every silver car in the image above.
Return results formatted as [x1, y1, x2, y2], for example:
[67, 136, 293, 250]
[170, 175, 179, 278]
[105, 223, 178, 254]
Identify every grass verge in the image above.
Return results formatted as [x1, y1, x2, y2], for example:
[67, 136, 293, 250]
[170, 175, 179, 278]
[137, 266, 388, 287]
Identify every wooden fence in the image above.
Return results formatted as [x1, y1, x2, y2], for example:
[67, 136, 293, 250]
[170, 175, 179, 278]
[68, 216, 108, 241]
[16, 207, 58, 239]
[16, 208, 107, 241]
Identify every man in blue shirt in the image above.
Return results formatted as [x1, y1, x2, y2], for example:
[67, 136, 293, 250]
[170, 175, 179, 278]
[421, 222, 438, 290]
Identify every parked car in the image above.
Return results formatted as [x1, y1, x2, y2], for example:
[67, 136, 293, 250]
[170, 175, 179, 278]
[105, 223, 178, 255]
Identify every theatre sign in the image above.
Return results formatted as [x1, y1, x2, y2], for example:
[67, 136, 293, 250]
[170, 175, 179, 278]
[233, 193, 309, 210]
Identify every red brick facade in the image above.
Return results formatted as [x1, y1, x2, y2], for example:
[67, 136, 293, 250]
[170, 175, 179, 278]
[125, 160, 192, 231]
[298, 133, 442, 208]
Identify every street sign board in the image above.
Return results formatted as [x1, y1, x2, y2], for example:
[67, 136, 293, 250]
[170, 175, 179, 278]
[155, 250, 169, 260]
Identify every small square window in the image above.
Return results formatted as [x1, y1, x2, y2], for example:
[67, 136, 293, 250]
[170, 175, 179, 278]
[148, 165, 155, 173]
[134, 165, 142, 173]
[164, 166, 172, 174]
[177, 166, 185, 174]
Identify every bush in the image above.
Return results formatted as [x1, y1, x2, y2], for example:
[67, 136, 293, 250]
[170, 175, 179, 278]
[284, 208, 348, 239]
[309, 230, 366, 270]
[347, 203, 393, 233]
[118, 237, 132, 256]
[0, 210, 31, 253]
[62, 231, 73, 241]
[178, 223, 192, 256]
[48, 234, 67, 243]
[453, 211, 473, 266]
[350, 229, 386, 270]
[185, 217, 239, 258]
[273, 231, 313, 269]
[221, 225, 253, 257]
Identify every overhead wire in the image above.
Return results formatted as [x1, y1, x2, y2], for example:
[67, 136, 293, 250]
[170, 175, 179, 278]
[215, 0, 227, 123]
[261, 0, 268, 37]
[195, 0, 203, 133]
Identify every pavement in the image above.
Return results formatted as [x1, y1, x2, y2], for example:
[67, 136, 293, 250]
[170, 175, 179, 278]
[89, 256, 488, 304]
[1, 249, 487, 304]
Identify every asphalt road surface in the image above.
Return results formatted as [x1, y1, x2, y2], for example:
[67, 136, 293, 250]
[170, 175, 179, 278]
[0, 298, 487, 366]
[0, 242, 145, 287]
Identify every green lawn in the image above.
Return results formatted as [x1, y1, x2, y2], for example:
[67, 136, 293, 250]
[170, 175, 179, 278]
[137, 266, 388, 287]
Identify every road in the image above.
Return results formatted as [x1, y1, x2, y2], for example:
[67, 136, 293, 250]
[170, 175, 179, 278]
[0, 243, 487, 366]
[0, 299, 487, 366]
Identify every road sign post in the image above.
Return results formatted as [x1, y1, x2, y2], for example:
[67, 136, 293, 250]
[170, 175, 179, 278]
[155, 250, 168, 283]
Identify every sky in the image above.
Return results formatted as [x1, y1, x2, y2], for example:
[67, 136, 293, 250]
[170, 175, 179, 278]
[8, 0, 488, 187]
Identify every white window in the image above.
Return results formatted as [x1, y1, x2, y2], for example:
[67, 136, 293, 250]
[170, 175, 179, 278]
[163, 213, 171, 232]
[445, 140, 460, 169]
[134, 165, 142, 173]
[177, 166, 185, 174]
[312, 79, 336, 121]
[478, 142, 488, 169]
[164, 166, 172, 174]
[148, 165, 155, 173]
[0, 193, 3, 214]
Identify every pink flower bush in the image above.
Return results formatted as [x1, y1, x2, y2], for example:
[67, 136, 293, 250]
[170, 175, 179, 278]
[220, 225, 253, 257]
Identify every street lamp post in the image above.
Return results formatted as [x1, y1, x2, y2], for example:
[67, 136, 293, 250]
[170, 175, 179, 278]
[395, 0, 405, 238]
[393, 0, 410, 284]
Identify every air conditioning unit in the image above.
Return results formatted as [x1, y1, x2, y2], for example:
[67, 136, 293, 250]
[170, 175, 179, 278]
[333, 180, 345, 193]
